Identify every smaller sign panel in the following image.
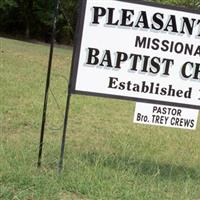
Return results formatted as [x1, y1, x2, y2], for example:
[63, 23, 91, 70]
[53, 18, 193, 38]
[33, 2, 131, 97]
[134, 103, 199, 130]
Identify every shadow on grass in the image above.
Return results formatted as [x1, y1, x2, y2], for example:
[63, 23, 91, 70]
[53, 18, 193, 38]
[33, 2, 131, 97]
[81, 152, 199, 180]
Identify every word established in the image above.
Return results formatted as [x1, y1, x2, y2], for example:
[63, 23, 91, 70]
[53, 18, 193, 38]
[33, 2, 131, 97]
[70, 0, 200, 109]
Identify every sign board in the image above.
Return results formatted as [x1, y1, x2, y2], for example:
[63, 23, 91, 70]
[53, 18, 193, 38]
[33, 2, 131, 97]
[71, 0, 200, 109]
[134, 103, 199, 130]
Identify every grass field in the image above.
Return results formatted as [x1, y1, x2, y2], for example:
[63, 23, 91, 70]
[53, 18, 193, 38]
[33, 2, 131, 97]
[1, 37, 200, 200]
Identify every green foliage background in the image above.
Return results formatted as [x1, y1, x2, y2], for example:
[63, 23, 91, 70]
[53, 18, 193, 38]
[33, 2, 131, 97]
[0, 0, 78, 44]
[0, 0, 199, 43]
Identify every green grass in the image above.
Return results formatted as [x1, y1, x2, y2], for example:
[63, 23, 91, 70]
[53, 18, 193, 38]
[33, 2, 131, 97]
[1, 37, 200, 200]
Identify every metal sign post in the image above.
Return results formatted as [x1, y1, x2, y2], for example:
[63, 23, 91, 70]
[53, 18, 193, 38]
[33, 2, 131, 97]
[37, 0, 60, 168]
[58, 88, 71, 173]
[57, 0, 86, 173]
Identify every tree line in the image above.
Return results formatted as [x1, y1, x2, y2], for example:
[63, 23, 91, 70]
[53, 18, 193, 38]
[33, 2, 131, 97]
[0, 0, 199, 45]
[0, 0, 78, 44]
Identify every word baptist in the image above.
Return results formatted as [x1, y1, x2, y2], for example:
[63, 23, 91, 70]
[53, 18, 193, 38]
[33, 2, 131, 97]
[86, 47, 200, 80]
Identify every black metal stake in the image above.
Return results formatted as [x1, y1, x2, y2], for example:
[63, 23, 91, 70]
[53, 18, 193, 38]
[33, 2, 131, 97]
[57, 0, 85, 172]
[37, 0, 60, 168]
[58, 88, 71, 173]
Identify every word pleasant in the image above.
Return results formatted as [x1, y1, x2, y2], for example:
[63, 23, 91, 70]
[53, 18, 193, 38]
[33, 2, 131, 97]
[92, 6, 200, 38]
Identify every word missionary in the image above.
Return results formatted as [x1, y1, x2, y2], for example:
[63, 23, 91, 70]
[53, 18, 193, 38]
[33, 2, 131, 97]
[135, 36, 200, 57]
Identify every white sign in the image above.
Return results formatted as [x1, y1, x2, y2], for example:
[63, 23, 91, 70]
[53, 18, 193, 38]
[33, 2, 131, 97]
[71, 0, 200, 109]
[134, 103, 199, 130]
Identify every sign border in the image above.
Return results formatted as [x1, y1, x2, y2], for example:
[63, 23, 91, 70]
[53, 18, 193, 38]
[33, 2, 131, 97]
[70, 0, 200, 110]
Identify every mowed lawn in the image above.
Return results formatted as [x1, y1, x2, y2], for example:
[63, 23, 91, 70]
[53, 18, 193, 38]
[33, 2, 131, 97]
[1, 37, 200, 200]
